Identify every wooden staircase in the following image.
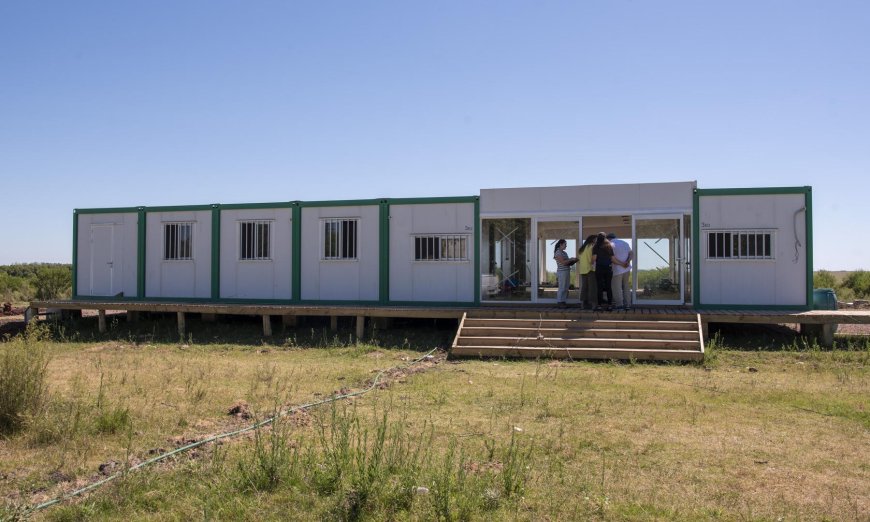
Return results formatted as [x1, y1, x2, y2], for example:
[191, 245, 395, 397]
[451, 309, 705, 361]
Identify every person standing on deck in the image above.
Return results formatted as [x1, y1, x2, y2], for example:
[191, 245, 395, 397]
[578, 235, 597, 310]
[608, 232, 633, 310]
[591, 232, 616, 311]
[553, 239, 576, 308]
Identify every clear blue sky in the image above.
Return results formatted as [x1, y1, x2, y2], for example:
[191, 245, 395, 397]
[1, 1, 867, 269]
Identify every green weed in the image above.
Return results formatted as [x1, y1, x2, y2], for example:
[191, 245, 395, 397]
[0, 337, 49, 435]
[236, 418, 299, 493]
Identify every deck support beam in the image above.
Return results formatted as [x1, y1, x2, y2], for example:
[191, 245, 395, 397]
[263, 315, 272, 336]
[177, 312, 186, 338]
[356, 315, 365, 340]
[373, 317, 393, 330]
[24, 306, 38, 325]
[800, 323, 836, 348]
[330, 316, 338, 331]
[282, 314, 297, 328]
[98, 310, 107, 333]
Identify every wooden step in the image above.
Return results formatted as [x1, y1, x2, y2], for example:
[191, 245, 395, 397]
[470, 310, 697, 321]
[459, 327, 699, 340]
[456, 336, 699, 350]
[450, 345, 704, 361]
[462, 318, 698, 330]
[450, 311, 705, 362]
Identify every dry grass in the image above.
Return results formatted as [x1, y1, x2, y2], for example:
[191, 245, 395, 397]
[1, 317, 867, 520]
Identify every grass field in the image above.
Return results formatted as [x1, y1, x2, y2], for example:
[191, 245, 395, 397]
[1, 315, 868, 521]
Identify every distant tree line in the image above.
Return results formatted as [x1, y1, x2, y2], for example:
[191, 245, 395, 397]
[813, 270, 870, 302]
[0, 264, 72, 303]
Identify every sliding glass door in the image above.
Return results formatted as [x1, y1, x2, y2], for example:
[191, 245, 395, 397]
[632, 215, 685, 305]
[535, 219, 580, 303]
[481, 218, 532, 302]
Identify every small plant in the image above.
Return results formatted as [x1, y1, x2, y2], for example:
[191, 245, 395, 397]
[28, 397, 85, 446]
[93, 404, 131, 435]
[236, 418, 299, 493]
[501, 429, 532, 499]
[702, 331, 723, 366]
[0, 500, 28, 522]
[0, 339, 49, 435]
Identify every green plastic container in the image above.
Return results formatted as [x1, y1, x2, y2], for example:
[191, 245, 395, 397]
[812, 288, 838, 310]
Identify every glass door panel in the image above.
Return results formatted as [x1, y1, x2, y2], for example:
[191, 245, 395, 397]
[535, 220, 580, 302]
[683, 214, 692, 306]
[481, 218, 532, 302]
[633, 216, 684, 305]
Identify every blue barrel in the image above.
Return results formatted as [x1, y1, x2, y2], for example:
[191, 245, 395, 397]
[812, 288, 838, 310]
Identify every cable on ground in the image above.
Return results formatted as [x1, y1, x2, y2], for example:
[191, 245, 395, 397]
[24, 347, 440, 516]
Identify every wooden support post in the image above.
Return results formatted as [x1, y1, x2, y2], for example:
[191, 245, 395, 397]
[282, 315, 297, 328]
[800, 323, 836, 348]
[330, 316, 338, 331]
[98, 310, 107, 333]
[177, 312, 186, 338]
[701, 320, 709, 341]
[126, 311, 139, 323]
[263, 315, 272, 336]
[820, 323, 836, 348]
[373, 317, 393, 330]
[24, 307, 37, 325]
[355, 315, 365, 340]
[201, 313, 217, 322]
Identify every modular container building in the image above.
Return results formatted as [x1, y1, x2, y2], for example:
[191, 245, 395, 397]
[72, 182, 812, 310]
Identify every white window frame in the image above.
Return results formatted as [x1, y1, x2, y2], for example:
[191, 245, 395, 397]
[321, 218, 359, 261]
[706, 229, 776, 260]
[238, 220, 272, 261]
[413, 234, 470, 262]
[163, 222, 194, 261]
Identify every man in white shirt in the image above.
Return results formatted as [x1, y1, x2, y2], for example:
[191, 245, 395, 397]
[607, 232, 633, 310]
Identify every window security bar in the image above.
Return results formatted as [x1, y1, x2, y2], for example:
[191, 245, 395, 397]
[164, 222, 193, 260]
[239, 220, 272, 260]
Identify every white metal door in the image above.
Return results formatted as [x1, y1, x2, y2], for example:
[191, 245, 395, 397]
[632, 215, 685, 305]
[90, 225, 114, 296]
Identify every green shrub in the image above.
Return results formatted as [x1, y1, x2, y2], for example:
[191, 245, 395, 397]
[32, 266, 72, 301]
[842, 270, 870, 298]
[813, 270, 838, 289]
[0, 340, 49, 435]
[0, 273, 28, 303]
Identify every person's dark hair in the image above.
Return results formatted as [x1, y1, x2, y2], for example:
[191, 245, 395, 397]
[592, 232, 612, 255]
[553, 239, 567, 256]
[578, 234, 596, 253]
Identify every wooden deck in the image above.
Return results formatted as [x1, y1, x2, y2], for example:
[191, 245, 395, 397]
[27, 300, 870, 352]
[30, 300, 870, 320]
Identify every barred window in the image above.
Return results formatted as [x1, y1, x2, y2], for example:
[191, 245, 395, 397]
[414, 235, 469, 261]
[323, 218, 358, 260]
[707, 230, 774, 260]
[164, 222, 193, 260]
[239, 221, 271, 260]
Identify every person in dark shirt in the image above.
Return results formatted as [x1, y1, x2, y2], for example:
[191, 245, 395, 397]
[591, 232, 616, 311]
